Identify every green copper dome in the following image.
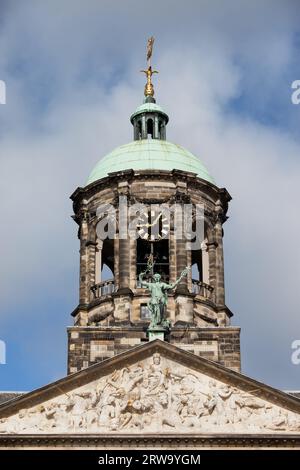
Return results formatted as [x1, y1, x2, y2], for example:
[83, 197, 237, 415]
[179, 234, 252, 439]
[86, 139, 214, 186]
[130, 102, 169, 123]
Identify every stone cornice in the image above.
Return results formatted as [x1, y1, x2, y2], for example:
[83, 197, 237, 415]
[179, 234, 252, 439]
[70, 170, 231, 212]
[0, 433, 300, 449]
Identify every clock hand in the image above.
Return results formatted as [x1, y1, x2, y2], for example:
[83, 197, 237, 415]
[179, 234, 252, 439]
[136, 212, 164, 229]
[136, 213, 162, 228]
[149, 212, 162, 227]
[136, 223, 151, 228]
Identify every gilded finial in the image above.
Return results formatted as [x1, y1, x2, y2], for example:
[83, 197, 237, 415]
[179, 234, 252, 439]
[141, 36, 158, 97]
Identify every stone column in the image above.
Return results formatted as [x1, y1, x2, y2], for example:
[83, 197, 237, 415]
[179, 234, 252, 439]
[215, 220, 225, 307]
[87, 241, 97, 301]
[95, 240, 103, 284]
[169, 230, 176, 282]
[117, 236, 132, 295]
[201, 240, 209, 284]
[176, 238, 189, 294]
[79, 215, 89, 306]
[129, 229, 137, 291]
[174, 237, 194, 324]
[141, 115, 147, 139]
[115, 184, 132, 296]
[154, 115, 159, 139]
[207, 222, 225, 307]
[113, 233, 133, 324]
[114, 237, 119, 289]
[207, 237, 217, 302]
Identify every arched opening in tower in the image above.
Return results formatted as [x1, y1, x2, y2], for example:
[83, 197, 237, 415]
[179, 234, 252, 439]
[136, 238, 169, 284]
[146, 118, 154, 139]
[101, 263, 114, 281]
[191, 249, 203, 282]
[137, 119, 142, 140]
[190, 238, 210, 294]
[100, 238, 114, 281]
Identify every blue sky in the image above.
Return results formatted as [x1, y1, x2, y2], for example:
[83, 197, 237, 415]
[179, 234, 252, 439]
[0, 0, 300, 391]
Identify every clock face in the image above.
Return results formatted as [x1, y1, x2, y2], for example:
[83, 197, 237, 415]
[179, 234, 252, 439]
[137, 209, 170, 241]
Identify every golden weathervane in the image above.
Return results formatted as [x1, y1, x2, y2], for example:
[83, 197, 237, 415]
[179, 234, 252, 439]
[141, 36, 158, 97]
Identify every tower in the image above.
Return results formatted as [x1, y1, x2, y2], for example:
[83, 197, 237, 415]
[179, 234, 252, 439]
[68, 49, 240, 374]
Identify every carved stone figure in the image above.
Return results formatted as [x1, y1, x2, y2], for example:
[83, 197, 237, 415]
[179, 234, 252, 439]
[1, 354, 300, 434]
[98, 395, 116, 427]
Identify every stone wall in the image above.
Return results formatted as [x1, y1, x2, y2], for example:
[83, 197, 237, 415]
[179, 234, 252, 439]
[67, 326, 241, 374]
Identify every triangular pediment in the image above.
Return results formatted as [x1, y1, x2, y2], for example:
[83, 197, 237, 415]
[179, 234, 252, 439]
[0, 340, 300, 435]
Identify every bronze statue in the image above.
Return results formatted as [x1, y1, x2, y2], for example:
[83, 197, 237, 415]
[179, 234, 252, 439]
[139, 257, 190, 329]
